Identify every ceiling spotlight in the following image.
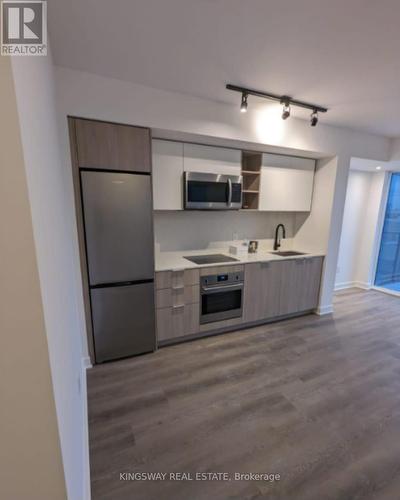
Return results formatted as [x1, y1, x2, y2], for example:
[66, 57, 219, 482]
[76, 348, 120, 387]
[310, 110, 318, 127]
[240, 93, 248, 113]
[281, 102, 290, 120]
[376, 166, 382, 170]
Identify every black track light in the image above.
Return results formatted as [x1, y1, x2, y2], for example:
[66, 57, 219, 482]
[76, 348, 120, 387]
[281, 102, 290, 120]
[310, 110, 318, 127]
[240, 93, 248, 113]
[227, 84, 328, 125]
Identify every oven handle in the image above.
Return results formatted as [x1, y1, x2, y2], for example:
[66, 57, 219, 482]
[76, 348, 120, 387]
[201, 283, 243, 294]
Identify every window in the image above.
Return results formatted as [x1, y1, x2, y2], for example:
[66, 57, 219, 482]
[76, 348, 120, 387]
[375, 173, 400, 291]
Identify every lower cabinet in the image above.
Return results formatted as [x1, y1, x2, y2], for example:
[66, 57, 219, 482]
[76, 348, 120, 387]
[298, 257, 324, 311]
[156, 303, 199, 342]
[244, 257, 323, 323]
[156, 257, 323, 344]
[155, 269, 200, 343]
[243, 261, 282, 322]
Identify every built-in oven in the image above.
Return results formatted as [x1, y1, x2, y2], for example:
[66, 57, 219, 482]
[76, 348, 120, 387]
[184, 172, 242, 210]
[200, 271, 244, 324]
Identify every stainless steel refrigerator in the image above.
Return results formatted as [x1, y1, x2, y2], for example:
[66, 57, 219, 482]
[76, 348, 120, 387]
[80, 170, 156, 363]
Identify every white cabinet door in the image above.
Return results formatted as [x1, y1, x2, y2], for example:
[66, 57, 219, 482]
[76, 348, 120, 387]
[259, 153, 315, 211]
[152, 139, 184, 210]
[183, 143, 241, 175]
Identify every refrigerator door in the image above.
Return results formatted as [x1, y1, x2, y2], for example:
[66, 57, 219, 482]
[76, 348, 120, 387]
[81, 171, 154, 286]
[91, 282, 155, 362]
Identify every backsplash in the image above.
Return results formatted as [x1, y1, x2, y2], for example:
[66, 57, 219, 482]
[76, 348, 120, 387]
[154, 211, 303, 252]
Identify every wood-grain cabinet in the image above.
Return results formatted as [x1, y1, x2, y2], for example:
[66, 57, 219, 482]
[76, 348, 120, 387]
[258, 153, 315, 212]
[155, 257, 323, 343]
[155, 269, 200, 342]
[243, 257, 323, 323]
[74, 118, 151, 172]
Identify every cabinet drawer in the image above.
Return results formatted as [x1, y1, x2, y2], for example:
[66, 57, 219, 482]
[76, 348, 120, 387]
[155, 269, 199, 289]
[156, 284, 199, 309]
[156, 303, 199, 342]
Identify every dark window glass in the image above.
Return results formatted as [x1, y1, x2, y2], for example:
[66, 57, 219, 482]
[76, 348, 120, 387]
[187, 181, 228, 203]
[202, 290, 242, 315]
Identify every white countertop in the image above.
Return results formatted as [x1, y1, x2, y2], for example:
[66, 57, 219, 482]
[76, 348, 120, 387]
[155, 247, 325, 272]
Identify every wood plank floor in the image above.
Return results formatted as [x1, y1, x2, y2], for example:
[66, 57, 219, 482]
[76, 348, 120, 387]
[88, 289, 400, 500]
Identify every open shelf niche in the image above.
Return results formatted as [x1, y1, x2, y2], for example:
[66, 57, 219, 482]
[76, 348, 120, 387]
[241, 151, 262, 209]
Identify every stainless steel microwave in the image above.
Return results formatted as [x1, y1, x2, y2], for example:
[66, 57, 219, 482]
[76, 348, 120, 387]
[184, 172, 242, 210]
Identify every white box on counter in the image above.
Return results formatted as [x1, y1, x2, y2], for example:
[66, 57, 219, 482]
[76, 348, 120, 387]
[229, 243, 249, 256]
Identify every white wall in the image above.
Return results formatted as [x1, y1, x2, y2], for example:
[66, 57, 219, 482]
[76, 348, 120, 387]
[336, 170, 387, 289]
[1, 54, 67, 500]
[55, 67, 390, 160]
[11, 54, 90, 500]
[155, 211, 298, 252]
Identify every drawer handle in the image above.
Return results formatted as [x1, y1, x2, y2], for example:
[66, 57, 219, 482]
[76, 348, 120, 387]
[172, 304, 185, 310]
[172, 286, 184, 291]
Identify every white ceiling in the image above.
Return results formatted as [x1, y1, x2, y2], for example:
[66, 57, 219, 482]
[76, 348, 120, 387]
[49, 0, 400, 137]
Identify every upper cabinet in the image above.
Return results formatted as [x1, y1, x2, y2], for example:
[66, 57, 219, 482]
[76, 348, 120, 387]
[74, 118, 151, 172]
[152, 140, 184, 210]
[152, 141, 242, 210]
[259, 153, 315, 211]
[151, 140, 315, 212]
[183, 144, 241, 176]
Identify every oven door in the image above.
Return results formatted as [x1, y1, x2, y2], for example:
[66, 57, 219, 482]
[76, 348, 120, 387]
[185, 172, 242, 210]
[200, 282, 243, 324]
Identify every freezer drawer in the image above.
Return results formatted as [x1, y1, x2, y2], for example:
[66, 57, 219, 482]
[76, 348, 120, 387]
[81, 171, 154, 285]
[91, 282, 155, 362]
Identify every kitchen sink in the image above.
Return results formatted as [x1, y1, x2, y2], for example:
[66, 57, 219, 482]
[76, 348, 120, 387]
[270, 251, 307, 257]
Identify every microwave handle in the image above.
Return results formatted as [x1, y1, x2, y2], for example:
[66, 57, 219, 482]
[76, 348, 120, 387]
[227, 178, 232, 207]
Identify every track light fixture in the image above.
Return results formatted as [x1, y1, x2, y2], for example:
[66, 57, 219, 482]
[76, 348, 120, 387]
[226, 84, 327, 126]
[310, 110, 318, 127]
[240, 93, 248, 113]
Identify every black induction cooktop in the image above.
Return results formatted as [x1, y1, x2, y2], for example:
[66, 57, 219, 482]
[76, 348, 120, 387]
[183, 254, 239, 265]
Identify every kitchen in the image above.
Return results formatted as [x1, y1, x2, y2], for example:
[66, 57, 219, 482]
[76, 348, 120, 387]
[7, 3, 400, 500]
[69, 118, 325, 364]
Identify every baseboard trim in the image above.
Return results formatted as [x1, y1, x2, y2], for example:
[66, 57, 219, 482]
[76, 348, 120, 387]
[315, 304, 334, 315]
[82, 356, 92, 370]
[334, 281, 354, 291]
[335, 281, 372, 291]
[373, 286, 400, 298]
[81, 357, 91, 500]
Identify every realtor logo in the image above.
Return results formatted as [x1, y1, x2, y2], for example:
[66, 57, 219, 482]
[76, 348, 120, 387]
[1, 1, 47, 55]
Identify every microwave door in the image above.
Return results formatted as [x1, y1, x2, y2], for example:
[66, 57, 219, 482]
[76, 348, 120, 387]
[185, 172, 242, 210]
[186, 178, 228, 209]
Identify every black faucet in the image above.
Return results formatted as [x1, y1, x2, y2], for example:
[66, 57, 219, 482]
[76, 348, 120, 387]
[273, 224, 286, 251]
